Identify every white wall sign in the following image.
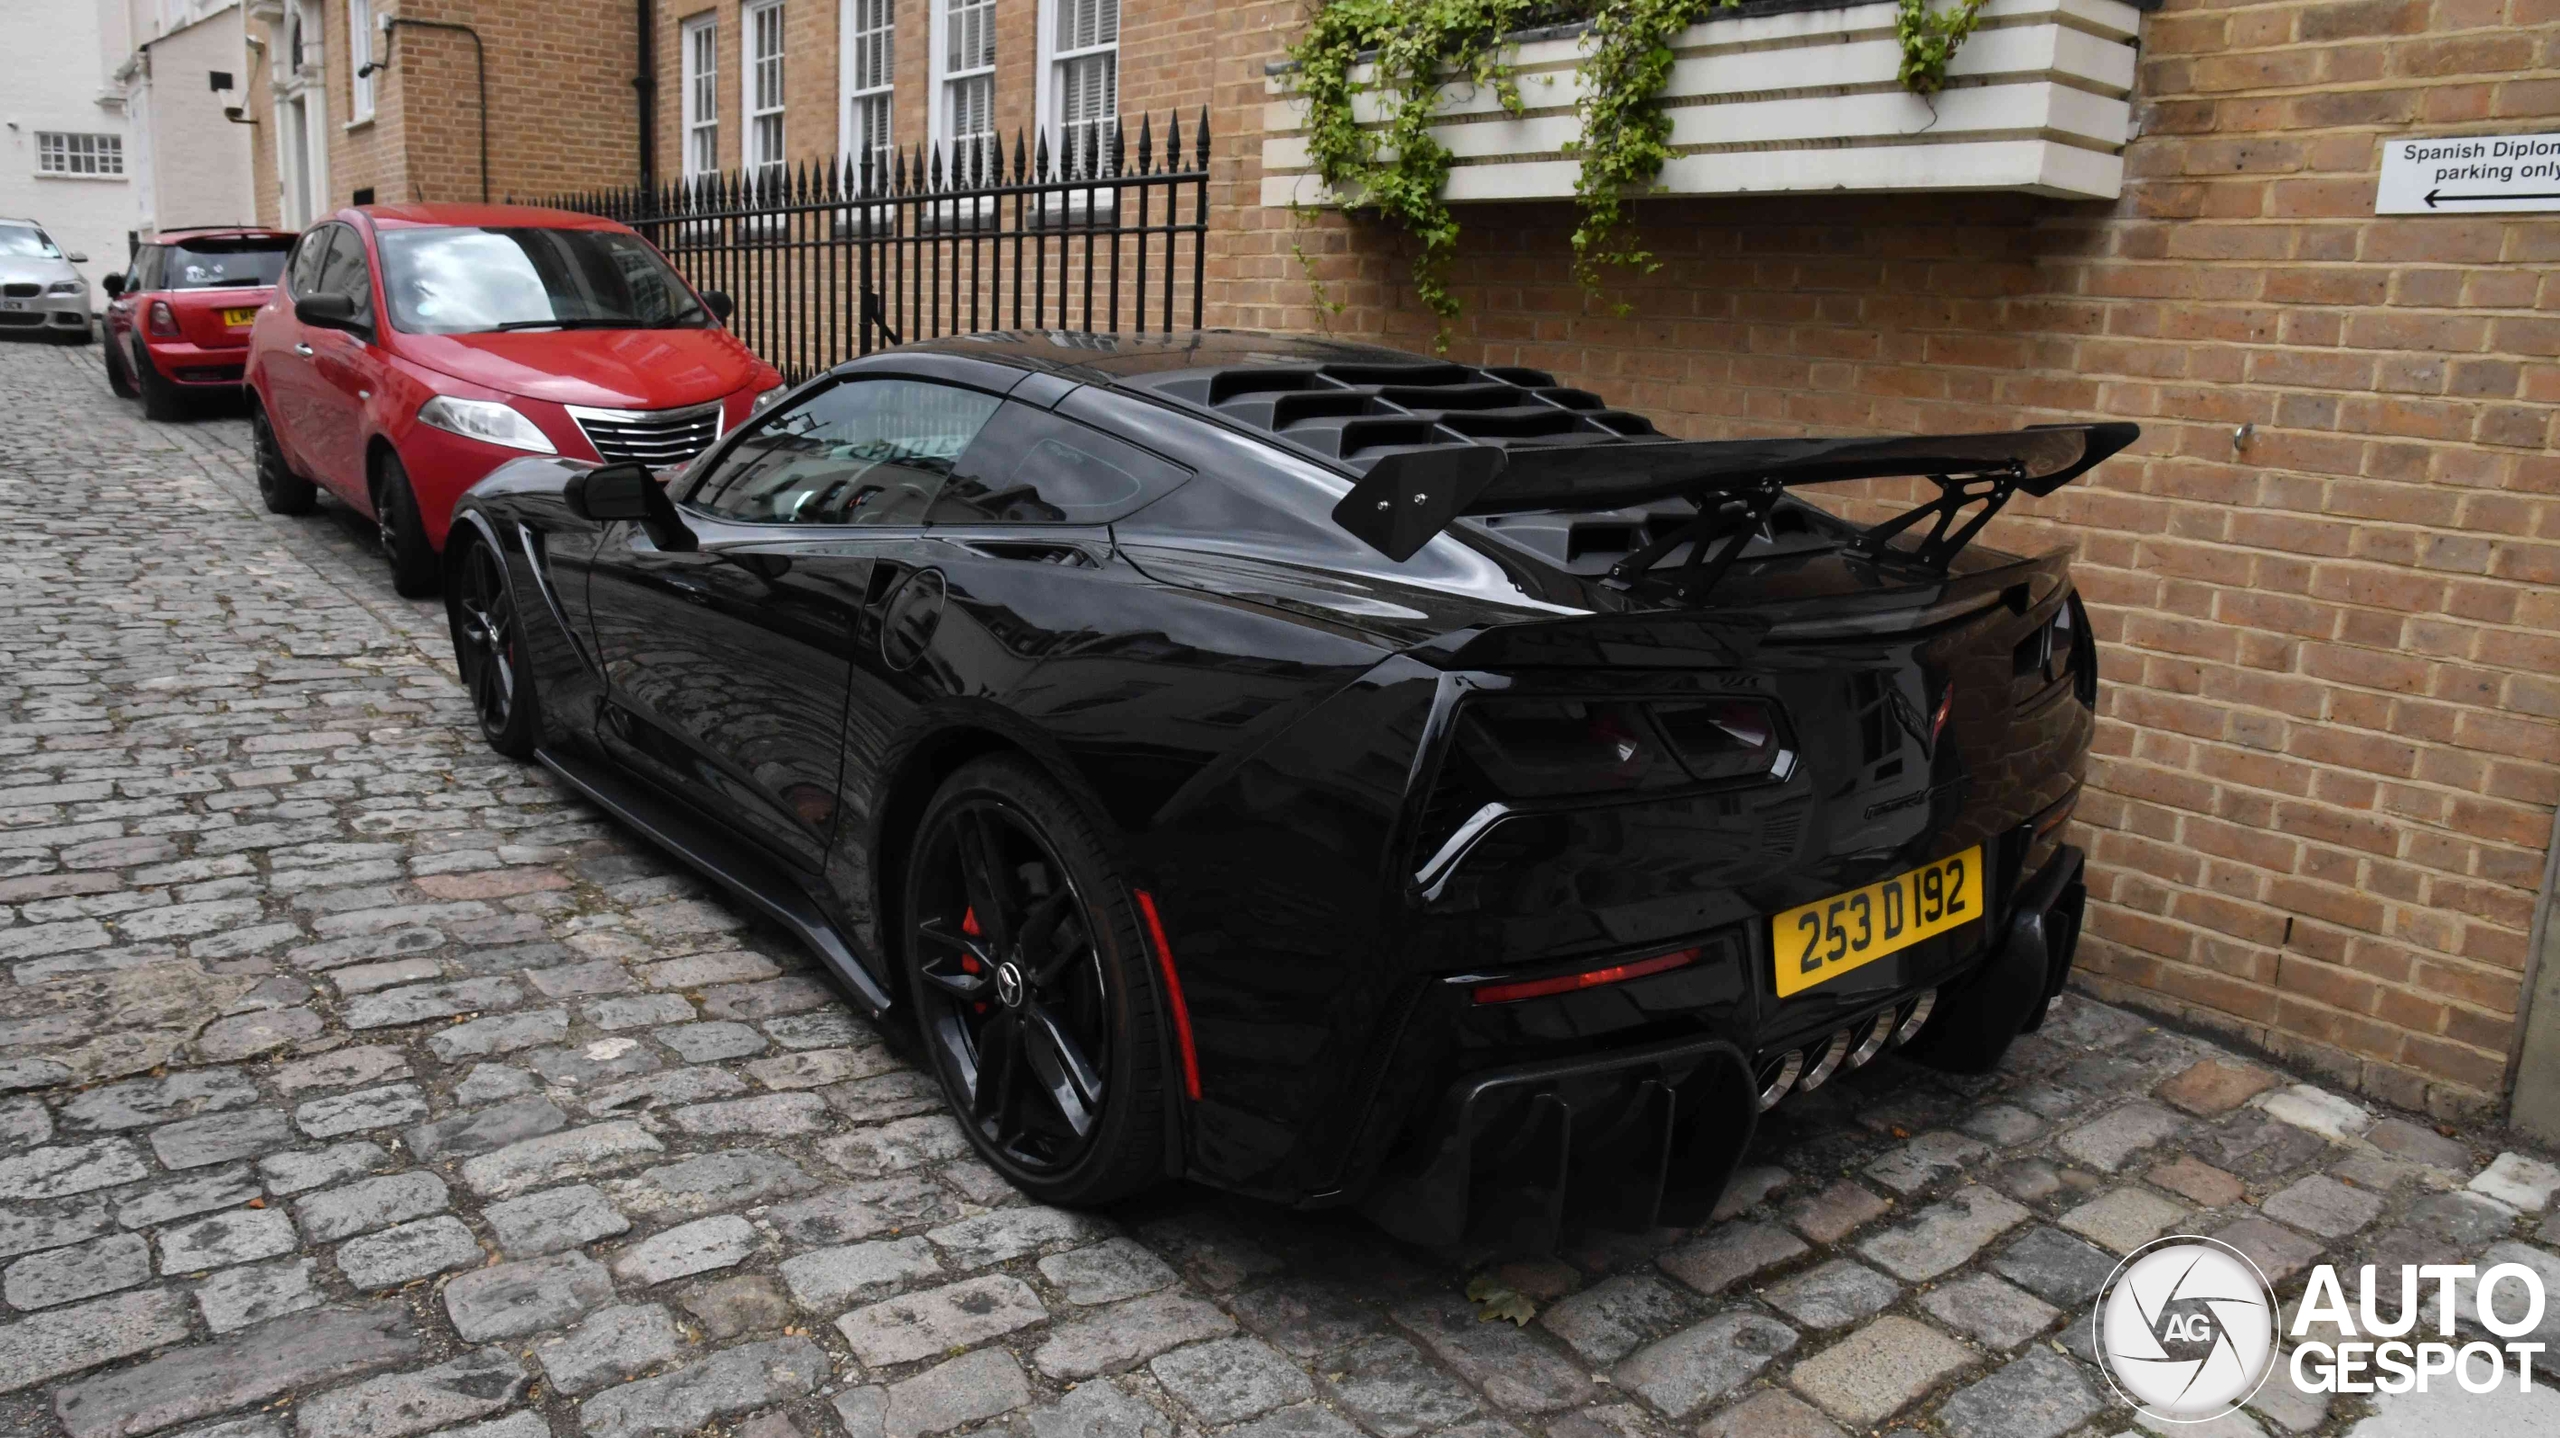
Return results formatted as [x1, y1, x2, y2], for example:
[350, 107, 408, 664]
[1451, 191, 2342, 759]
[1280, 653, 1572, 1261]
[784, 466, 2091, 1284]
[2377, 132, 2560, 213]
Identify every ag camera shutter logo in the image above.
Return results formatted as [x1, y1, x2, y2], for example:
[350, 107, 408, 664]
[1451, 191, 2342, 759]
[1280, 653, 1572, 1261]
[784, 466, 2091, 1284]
[2092, 1237, 2279, 1421]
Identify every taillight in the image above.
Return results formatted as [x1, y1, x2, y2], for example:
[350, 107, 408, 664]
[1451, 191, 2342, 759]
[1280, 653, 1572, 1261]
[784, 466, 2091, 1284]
[2064, 592, 2098, 707]
[1470, 947, 1700, 1005]
[2016, 593, 2098, 709]
[147, 301, 180, 338]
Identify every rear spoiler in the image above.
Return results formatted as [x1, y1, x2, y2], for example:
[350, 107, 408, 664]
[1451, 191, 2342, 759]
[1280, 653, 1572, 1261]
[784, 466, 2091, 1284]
[1331, 422, 2140, 581]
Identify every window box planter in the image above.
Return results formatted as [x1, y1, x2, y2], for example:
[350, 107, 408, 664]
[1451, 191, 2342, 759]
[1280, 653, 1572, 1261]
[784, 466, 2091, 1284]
[1262, 0, 2141, 208]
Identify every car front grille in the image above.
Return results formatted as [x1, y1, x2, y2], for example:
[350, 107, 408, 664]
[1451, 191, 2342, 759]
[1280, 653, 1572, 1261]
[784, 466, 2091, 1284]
[1, 282, 39, 298]
[566, 400, 725, 467]
[0, 311, 43, 327]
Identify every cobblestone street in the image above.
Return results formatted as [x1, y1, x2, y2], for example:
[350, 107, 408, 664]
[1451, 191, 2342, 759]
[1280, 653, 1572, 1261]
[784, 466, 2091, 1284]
[4, 334, 2560, 1438]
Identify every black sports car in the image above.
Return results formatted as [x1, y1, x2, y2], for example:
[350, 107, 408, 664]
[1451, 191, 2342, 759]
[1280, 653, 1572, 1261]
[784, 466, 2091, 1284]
[443, 330, 2133, 1249]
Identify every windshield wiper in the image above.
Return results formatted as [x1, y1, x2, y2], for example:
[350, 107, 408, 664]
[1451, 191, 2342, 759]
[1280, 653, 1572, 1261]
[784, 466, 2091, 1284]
[483, 317, 638, 332]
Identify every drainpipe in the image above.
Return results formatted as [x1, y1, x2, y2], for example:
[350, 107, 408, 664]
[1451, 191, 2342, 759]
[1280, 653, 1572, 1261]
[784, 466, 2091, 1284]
[373, 18, 489, 202]
[634, 0, 656, 187]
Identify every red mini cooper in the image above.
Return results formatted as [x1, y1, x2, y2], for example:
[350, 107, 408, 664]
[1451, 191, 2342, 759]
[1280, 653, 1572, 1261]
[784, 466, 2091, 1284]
[245, 203, 781, 596]
[103, 227, 299, 419]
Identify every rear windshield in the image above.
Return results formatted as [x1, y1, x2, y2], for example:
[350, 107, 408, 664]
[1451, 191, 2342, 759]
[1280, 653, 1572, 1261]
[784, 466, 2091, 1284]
[167, 237, 292, 290]
[0, 224, 62, 259]
[376, 225, 710, 335]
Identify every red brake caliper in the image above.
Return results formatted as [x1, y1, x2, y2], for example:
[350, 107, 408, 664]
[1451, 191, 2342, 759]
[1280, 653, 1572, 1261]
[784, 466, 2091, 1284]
[961, 907, 986, 1011]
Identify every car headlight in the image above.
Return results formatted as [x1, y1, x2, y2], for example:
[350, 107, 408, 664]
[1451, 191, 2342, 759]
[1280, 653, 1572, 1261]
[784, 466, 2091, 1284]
[417, 396, 558, 455]
[748, 381, 788, 416]
[47, 280, 83, 295]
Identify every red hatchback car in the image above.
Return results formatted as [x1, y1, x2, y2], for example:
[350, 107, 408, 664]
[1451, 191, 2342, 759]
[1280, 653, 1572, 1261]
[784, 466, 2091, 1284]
[247, 203, 782, 595]
[103, 227, 299, 419]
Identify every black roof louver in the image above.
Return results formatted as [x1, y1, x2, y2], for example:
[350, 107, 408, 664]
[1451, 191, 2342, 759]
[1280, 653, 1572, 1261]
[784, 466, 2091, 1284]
[1177, 360, 1663, 466]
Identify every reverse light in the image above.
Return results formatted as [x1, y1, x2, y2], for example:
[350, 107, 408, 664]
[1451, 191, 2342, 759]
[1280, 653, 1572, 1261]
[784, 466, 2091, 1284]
[1470, 947, 1700, 1005]
[418, 396, 559, 455]
[1653, 698, 1791, 783]
[147, 300, 180, 337]
[1453, 696, 1789, 800]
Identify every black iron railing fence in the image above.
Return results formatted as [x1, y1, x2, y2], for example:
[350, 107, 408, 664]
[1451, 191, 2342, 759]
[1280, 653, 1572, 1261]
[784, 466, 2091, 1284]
[531, 111, 1211, 383]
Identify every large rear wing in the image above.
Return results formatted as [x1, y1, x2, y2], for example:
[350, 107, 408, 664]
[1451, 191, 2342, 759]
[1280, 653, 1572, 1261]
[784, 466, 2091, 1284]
[1331, 422, 2140, 589]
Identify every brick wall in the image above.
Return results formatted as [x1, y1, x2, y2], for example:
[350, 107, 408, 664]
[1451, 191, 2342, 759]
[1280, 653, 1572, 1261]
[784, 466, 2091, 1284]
[258, 0, 641, 209]
[1168, 0, 2560, 1119]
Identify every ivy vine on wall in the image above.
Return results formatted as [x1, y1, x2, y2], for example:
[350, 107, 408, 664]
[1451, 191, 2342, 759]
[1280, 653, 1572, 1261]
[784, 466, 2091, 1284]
[1289, 0, 1994, 340]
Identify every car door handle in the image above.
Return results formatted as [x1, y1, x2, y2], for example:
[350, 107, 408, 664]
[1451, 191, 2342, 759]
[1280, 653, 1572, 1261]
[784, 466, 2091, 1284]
[294, 343, 314, 356]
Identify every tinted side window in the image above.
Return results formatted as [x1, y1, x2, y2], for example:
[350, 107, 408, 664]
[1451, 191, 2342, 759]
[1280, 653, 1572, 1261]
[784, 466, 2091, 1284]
[288, 228, 332, 299]
[688, 378, 1003, 526]
[132, 246, 164, 292]
[927, 403, 1194, 525]
[313, 228, 375, 324]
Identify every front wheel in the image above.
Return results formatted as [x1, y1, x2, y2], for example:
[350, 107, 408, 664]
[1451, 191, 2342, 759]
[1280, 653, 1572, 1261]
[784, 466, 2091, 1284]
[374, 452, 440, 598]
[904, 756, 1170, 1207]
[450, 535, 541, 759]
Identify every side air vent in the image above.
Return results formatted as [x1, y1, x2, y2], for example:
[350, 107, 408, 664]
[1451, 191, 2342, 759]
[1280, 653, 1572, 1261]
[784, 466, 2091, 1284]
[966, 541, 1096, 567]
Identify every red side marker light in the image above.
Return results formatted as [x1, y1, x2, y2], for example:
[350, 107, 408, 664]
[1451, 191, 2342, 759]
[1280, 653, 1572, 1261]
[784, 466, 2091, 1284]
[1471, 947, 1701, 1006]
[961, 906, 980, 936]
[1132, 889, 1203, 1101]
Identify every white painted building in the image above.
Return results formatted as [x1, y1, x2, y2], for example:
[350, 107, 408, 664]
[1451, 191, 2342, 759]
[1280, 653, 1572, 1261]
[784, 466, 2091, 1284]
[0, 0, 138, 301]
[101, 0, 260, 243]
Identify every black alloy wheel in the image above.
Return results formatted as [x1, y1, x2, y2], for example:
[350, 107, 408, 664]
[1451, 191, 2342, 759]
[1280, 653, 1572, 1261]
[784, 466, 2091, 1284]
[375, 452, 440, 598]
[251, 404, 316, 515]
[905, 757, 1168, 1204]
[452, 538, 539, 758]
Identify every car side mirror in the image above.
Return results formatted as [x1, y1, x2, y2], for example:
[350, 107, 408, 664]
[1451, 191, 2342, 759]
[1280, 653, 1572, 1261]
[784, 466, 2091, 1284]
[295, 292, 361, 332]
[700, 289, 734, 323]
[65, 251, 88, 264]
[101, 274, 124, 298]
[566, 461, 696, 552]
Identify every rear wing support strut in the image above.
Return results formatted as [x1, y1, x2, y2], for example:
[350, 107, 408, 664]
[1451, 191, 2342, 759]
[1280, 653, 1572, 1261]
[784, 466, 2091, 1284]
[1850, 461, 2029, 571]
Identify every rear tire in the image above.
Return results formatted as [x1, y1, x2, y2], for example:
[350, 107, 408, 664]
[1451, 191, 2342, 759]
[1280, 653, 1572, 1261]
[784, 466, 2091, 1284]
[103, 340, 138, 399]
[251, 402, 316, 515]
[136, 345, 186, 421]
[448, 535, 542, 760]
[903, 755, 1170, 1207]
[374, 452, 440, 598]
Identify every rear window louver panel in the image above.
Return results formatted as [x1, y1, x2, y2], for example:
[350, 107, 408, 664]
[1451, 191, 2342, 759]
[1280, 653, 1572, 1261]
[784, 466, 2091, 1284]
[1171, 359, 1676, 472]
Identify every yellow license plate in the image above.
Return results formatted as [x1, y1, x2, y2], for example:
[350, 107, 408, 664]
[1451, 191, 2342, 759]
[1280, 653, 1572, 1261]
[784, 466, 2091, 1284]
[221, 307, 258, 327]
[1773, 845, 1984, 998]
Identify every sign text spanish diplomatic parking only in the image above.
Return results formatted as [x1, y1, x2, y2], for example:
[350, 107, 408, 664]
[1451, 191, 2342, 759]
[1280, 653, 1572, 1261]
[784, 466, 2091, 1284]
[2377, 132, 2560, 213]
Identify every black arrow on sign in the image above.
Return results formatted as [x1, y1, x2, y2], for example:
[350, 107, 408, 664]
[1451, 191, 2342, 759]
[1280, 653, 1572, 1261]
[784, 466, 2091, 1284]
[2426, 187, 2560, 207]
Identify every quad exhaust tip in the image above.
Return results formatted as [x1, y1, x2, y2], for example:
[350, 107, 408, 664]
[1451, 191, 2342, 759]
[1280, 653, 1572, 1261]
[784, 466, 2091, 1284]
[1796, 1029, 1853, 1094]
[1846, 1012, 1893, 1070]
[1753, 988, 1938, 1113]
[1755, 1049, 1803, 1112]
